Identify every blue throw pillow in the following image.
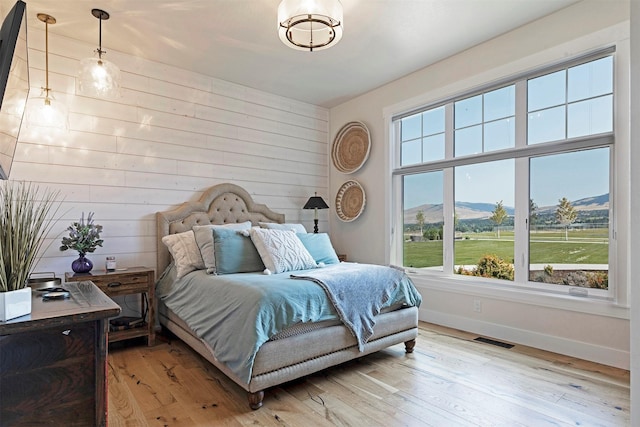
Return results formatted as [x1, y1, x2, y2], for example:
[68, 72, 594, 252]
[296, 233, 340, 265]
[212, 228, 264, 274]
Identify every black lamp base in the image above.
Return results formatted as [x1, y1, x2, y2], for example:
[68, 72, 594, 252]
[313, 219, 319, 233]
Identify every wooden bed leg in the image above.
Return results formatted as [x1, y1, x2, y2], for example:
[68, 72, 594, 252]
[248, 391, 264, 410]
[404, 339, 416, 353]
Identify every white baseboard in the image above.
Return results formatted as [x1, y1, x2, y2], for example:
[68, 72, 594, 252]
[420, 307, 630, 370]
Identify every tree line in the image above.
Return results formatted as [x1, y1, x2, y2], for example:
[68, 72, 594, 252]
[411, 197, 606, 240]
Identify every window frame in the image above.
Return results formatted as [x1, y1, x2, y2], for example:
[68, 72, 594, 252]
[389, 46, 627, 308]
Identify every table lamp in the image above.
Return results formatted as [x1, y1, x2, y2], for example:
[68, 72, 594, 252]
[303, 193, 329, 233]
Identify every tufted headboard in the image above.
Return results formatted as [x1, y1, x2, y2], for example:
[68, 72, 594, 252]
[156, 183, 285, 274]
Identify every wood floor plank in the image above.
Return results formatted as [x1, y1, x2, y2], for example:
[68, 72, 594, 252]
[389, 341, 627, 425]
[107, 323, 630, 426]
[107, 356, 150, 427]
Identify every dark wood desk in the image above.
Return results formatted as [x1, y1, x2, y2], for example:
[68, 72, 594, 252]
[0, 282, 121, 427]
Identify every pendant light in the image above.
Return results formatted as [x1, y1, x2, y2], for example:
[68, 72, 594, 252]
[76, 9, 120, 98]
[25, 13, 68, 130]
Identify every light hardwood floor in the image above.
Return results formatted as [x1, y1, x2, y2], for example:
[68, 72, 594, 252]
[107, 322, 630, 426]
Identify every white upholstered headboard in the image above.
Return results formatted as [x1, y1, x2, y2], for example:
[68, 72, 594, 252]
[156, 183, 285, 274]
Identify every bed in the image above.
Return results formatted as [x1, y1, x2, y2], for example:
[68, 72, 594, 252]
[155, 183, 421, 409]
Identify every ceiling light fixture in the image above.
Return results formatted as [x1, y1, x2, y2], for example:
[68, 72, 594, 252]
[26, 13, 68, 130]
[278, 0, 343, 52]
[77, 8, 120, 98]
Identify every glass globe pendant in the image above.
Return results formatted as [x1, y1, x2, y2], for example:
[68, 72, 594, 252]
[25, 13, 68, 130]
[76, 9, 120, 99]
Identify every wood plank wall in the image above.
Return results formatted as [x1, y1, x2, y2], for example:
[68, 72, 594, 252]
[10, 23, 329, 278]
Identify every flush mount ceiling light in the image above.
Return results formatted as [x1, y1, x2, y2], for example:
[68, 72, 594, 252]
[26, 13, 68, 130]
[77, 8, 120, 98]
[278, 0, 343, 51]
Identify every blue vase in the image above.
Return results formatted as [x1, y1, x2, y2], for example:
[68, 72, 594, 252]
[71, 254, 93, 273]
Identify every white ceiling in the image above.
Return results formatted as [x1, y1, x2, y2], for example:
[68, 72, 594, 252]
[20, 0, 580, 108]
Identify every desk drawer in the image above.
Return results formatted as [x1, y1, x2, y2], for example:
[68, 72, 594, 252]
[0, 323, 94, 371]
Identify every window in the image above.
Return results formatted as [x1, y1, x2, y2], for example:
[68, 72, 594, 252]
[454, 86, 515, 156]
[403, 172, 443, 270]
[393, 51, 614, 296]
[454, 159, 515, 280]
[401, 106, 445, 165]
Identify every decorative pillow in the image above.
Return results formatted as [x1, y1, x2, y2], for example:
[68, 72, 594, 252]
[161, 230, 205, 279]
[249, 228, 317, 274]
[296, 233, 340, 265]
[259, 222, 307, 233]
[212, 228, 265, 274]
[193, 221, 252, 274]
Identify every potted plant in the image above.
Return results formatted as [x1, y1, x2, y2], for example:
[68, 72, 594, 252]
[59, 212, 103, 274]
[0, 181, 61, 321]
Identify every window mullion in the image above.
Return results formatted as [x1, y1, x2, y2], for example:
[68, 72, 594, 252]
[443, 103, 455, 273]
[514, 157, 530, 283]
[513, 79, 529, 283]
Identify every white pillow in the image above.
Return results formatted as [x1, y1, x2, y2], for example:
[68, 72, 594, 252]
[249, 228, 317, 274]
[259, 222, 307, 233]
[161, 230, 204, 279]
[193, 221, 252, 274]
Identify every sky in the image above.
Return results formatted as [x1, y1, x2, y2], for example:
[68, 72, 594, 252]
[404, 147, 609, 210]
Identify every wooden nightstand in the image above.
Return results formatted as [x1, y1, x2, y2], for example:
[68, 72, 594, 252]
[337, 254, 347, 262]
[65, 266, 155, 346]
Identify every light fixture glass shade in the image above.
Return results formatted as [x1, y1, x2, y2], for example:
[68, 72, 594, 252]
[25, 90, 69, 130]
[77, 56, 120, 99]
[278, 0, 343, 51]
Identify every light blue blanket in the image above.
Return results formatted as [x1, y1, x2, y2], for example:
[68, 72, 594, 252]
[156, 263, 421, 384]
[290, 263, 420, 351]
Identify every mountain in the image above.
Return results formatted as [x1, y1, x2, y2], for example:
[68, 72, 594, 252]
[404, 204, 444, 224]
[537, 193, 609, 213]
[456, 201, 515, 216]
[404, 193, 608, 224]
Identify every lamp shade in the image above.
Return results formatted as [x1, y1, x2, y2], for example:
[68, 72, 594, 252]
[303, 195, 329, 210]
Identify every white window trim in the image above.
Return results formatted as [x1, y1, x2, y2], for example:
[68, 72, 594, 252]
[383, 24, 630, 318]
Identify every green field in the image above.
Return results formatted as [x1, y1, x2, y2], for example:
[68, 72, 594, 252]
[404, 231, 608, 268]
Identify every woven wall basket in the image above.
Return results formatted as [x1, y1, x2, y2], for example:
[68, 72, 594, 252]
[335, 180, 366, 222]
[331, 121, 371, 174]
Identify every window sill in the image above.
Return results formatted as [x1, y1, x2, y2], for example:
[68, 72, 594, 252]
[408, 270, 629, 320]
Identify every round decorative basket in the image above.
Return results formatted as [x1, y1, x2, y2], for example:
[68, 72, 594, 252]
[335, 180, 366, 222]
[331, 121, 371, 174]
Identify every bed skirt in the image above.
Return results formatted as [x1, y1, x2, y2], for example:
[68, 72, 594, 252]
[158, 301, 418, 394]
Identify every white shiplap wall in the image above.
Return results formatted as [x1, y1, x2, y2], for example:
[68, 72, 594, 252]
[11, 24, 329, 278]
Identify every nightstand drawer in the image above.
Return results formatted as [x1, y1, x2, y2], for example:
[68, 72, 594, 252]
[88, 273, 149, 295]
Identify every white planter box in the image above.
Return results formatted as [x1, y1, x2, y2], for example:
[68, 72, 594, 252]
[0, 287, 31, 322]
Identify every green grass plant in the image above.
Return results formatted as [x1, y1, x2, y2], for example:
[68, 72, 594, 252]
[0, 182, 61, 292]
